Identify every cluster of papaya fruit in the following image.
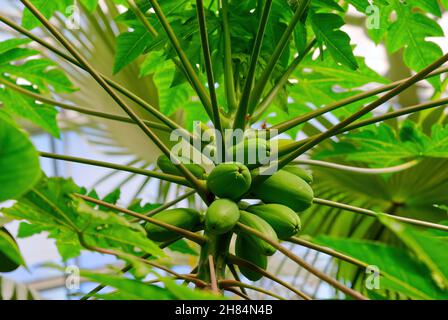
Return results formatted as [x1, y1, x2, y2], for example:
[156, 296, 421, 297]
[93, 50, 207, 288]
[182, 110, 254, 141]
[147, 138, 314, 281]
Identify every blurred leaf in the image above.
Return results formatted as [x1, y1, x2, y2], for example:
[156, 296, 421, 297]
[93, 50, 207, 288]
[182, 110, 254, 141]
[80, 0, 98, 12]
[22, 0, 73, 30]
[1, 59, 76, 93]
[313, 235, 448, 299]
[378, 214, 448, 290]
[0, 38, 31, 54]
[168, 239, 198, 256]
[81, 270, 175, 300]
[0, 114, 41, 202]
[0, 86, 60, 137]
[161, 278, 223, 300]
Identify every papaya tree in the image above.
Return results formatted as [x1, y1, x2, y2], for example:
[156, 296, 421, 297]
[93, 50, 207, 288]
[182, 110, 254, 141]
[0, 0, 447, 300]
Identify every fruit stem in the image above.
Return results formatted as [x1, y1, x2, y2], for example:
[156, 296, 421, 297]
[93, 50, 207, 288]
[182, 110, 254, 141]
[197, 232, 232, 286]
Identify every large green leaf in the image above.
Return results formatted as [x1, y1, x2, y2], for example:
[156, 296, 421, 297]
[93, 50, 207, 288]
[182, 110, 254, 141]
[0, 228, 25, 272]
[0, 114, 40, 202]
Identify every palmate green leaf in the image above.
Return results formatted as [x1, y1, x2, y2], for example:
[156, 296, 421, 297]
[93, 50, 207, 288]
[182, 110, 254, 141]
[386, 5, 444, 89]
[2, 177, 165, 261]
[116, 0, 191, 22]
[309, 12, 358, 70]
[342, 0, 445, 89]
[264, 52, 387, 137]
[113, 0, 195, 74]
[316, 122, 448, 167]
[312, 235, 448, 299]
[359, 0, 445, 89]
[0, 38, 77, 136]
[378, 215, 448, 290]
[0, 113, 41, 203]
[407, 0, 442, 17]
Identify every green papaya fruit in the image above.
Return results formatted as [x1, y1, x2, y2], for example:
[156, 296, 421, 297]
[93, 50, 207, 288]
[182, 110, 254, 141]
[269, 139, 296, 157]
[247, 203, 301, 239]
[0, 228, 21, 273]
[283, 165, 313, 184]
[238, 210, 278, 256]
[252, 170, 313, 212]
[157, 155, 206, 179]
[145, 208, 203, 242]
[230, 138, 270, 169]
[207, 162, 251, 200]
[205, 199, 240, 234]
[235, 235, 267, 281]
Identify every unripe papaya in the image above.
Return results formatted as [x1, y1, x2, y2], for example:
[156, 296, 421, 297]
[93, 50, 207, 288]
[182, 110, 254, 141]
[157, 155, 206, 179]
[207, 162, 251, 200]
[238, 210, 278, 256]
[283, 165, 313, 184]
[145, 208, 203, 242]
[230, 138, 270, 169]
[247, 204, 301, 239]
[252, 170, 313, 212]
[235, 235, 267, 281]
[270, 139, 296, 157]
[205, 199, 240, 234]
[0, 228, 21, 273]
